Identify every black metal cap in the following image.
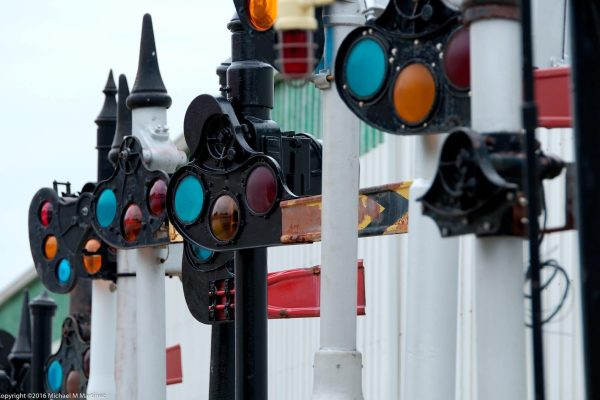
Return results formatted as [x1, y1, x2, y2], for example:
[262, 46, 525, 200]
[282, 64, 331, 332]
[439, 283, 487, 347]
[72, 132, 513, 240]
[95, 70, 117, 123]
[8, 291, 31, 364]
[109, 74, 132, 165]
[127, 14, 172, 109]
[29, 291, 57, 314]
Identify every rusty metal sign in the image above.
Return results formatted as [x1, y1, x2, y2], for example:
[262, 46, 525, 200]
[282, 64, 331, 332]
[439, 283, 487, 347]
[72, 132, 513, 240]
[281, 181, 411, 244]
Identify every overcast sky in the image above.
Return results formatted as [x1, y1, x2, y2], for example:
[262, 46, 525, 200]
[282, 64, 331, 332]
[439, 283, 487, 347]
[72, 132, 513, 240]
[0, 0, 233, 291]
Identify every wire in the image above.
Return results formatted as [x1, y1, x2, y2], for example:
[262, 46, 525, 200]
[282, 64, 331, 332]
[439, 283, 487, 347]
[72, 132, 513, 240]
[525, 259, 571, 327]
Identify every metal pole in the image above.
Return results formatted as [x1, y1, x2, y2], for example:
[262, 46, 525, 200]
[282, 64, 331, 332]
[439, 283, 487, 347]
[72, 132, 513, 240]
[569, 1, 600, 398]
[402, 135, 459, 400]
[234, 249, 268, 400]
[29, 292, 57, 393]
[312, 2, 364, 399]
[115, 250, 136, 399]
[209, 323, 235, 400]
[470, 4, 527, 398]
[87, 70, 119, 399]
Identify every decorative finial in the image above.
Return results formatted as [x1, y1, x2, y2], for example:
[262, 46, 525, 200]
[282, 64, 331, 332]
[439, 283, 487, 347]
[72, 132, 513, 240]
[109, 74, 132, 165]
[126, 14, 172, 109]
[95, 70, 118, 123]
[8, 290, 31, 364]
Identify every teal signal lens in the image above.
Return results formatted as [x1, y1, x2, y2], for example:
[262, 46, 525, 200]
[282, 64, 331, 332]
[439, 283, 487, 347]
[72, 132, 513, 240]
[192, 244, 213, 263]
[345, 38, 387, 98]
[174, 175, 204, 223]
[57, 259, 71, 284]
[97, 189, 117, 228]
[47, 359, 63, 392]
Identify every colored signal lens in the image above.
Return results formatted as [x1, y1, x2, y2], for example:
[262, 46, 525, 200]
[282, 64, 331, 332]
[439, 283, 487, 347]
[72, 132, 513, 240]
[83, 349, 90, 378]
[393, 63, 437, 125]
[148, 179, 168, 216]
[57, 259, 71, 284]
[66, 370, 80, 394]
[174, 175, 204, 223]
[40, 201, 53, 227]
[345, 38, 387, 98]
[47, 359, 63, 392]
[191, 244, 214, 263]
[444, 27, 470, 90]
[210, 195, 240, 242]
[122, 204, 142, 242]
[246, 165, 277, 214]
[279, 30, 314, 78]
[83, 239, 102, 274]
[96, 189, 117, 228]
[43, 235, 58, 260]
[247, 0, 277, 31]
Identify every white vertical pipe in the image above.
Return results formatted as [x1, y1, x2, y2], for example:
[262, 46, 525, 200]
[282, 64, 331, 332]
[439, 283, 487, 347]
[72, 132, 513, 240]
[115, 250, 137, 399]
[87, 279, 117, 399]
[312, 2, 364, 399]
[471, 18, 527, 400]
[135, 247, 166, 400]
[402, 132, 459, 400]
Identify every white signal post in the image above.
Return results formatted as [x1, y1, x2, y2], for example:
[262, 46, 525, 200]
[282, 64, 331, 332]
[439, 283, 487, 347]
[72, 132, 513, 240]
[470, 6, 527, 400]
[121, 14, 186, 400]
[401, 135, 460, 400]
[311, 1, 365, 399]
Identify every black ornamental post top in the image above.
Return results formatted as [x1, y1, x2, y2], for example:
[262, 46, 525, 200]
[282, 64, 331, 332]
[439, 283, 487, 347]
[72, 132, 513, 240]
[127, 14, 172, 110]
[8, 291, 32, 365]
[95, 70, 117, 123]
[109, 74, 132, 165]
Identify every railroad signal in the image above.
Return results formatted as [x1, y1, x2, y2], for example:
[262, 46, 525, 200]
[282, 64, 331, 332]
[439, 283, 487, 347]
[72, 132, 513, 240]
[28, 184, 116, 293]
[45, 317, 90, 395]
[334, 0, 470, 134]
[167, 94, 322, 251]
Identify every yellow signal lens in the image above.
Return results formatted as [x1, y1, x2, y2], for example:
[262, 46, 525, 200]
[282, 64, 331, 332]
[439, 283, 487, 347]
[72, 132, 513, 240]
[83, 239, 102, 274]
[247, 0, 277, 31]
[43, 235, 58, 260]
[393, 63, 437, 125]
[210, 195, 240, 242]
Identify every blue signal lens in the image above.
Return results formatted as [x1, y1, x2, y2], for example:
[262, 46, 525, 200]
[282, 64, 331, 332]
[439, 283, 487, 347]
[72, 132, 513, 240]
[174, 175, 204, 223]
[57, 259, 71, 284]
[345, 38, 387, 98]
[47, 359, 63, 392]
[192, 244, 213, 263]
[96, 189, 117, 228]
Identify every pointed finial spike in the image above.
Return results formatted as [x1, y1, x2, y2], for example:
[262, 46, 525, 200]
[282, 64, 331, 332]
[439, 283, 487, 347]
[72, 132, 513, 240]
[127, 14, 172, 109]
[96, 69, 118, 123]
[109, 74, 132, 165]
[8, 290, 31, 365]
[104, 69, 117, 94]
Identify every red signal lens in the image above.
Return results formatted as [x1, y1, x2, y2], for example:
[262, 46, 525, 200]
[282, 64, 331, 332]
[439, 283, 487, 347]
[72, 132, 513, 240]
[40, 201, 53, 227]
[122, 204, 142, 242]
[148, 179, 168, 216]
[278, 30, 315, 79]
[210, 195, 240, 242]
[245, 165, 277, 214]
[444, 27, 470, 91]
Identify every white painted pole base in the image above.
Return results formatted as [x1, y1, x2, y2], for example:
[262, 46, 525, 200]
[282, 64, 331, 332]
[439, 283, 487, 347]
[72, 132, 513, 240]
[474, 238, 526, 400]
[313, 350, 363, 400]
[401, 179, 459, 400]
[135, 247, 166, 400]
[115, 249, 137, 399]
[87, 279, 116, 399]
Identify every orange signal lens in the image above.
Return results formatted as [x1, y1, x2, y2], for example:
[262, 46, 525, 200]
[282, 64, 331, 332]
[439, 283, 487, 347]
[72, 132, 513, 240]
[247, 0, 277, 31]
[43, 235, 58, 260]
[210, 195, 240, 242]
[83, 239, 102, 274]
[393, 63, 437, 125]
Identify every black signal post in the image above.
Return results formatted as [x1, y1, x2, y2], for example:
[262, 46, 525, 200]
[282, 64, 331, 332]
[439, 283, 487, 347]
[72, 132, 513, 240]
[29, 292, 56, 393]
[570, 2, 600, 399]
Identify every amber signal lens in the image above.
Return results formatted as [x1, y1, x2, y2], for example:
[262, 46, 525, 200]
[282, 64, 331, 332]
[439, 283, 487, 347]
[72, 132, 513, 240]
[247, 0, 277, 31]
[83, 239, 102, 274]
[210, 195, 240, 242]
[393, 63, 437, 125]
[43, 235, 58, 260]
